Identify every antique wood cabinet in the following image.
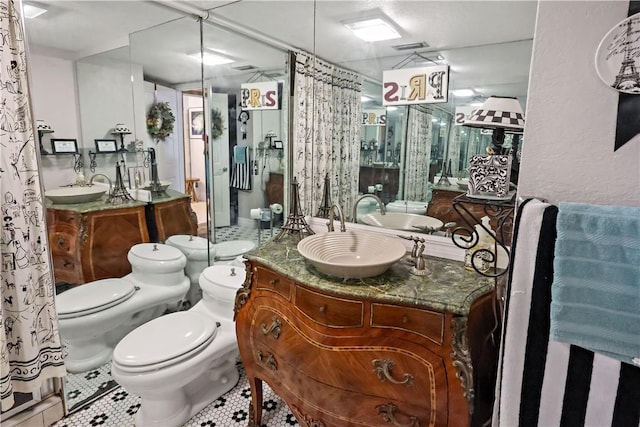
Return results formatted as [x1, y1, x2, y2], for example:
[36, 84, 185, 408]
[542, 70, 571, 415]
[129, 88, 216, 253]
[47, 203, 149, 284]
[235, 237, 497, 427]
[145, 193, 197, 242]
[47, 190, 197, 285]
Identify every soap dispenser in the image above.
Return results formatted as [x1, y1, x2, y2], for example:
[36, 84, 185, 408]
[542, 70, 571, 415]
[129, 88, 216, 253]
[464, 216, 494, 273]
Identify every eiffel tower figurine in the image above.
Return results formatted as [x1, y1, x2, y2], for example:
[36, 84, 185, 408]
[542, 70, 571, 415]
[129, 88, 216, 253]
[274, 177, 315, 242]
[316, 173, 332, 219]
[106, 161, 134, 204]
[613, 18, 640, 92]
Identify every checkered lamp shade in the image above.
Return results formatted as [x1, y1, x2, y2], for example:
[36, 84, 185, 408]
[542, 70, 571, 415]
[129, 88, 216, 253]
[464, 96, 525, 131]
[112, 123, 132, 134]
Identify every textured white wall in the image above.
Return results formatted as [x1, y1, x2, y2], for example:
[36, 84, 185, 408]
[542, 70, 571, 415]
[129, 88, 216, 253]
[519, 1, 639, 206]
[28, 53, 81, 189]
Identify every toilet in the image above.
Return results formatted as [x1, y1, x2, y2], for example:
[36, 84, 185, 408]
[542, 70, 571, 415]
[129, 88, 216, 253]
[56, 243, 190, 373]
[111, 264, 245, 427]
[165, 235, 255, 306]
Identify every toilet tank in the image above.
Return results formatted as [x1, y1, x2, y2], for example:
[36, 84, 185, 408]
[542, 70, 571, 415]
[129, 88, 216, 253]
[198, 265, 246, 319]
[127, 243, 187, 286]
[165, 235, 215, 283]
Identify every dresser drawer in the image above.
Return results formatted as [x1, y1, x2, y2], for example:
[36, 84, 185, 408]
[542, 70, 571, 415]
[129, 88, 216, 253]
[267, 364, 444, 427]
[371, 303, 444, 345]
[249, 305, 446, 410]
[294, 285, 363, 328]
[254, 266, 291, 300]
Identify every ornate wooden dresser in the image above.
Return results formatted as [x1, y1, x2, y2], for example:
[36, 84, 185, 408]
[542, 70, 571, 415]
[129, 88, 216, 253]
[234, 236, 498, 427]
[47, 189, 196, 284]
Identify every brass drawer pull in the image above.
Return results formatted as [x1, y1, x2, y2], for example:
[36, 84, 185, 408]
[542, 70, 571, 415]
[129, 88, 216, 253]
[372, 359, 414, 385]
[319, 305, 326, 313]
[268, 278, 278, 285]
[57, 237, 66, 247]
[376, 403, 419, 427]
[256, 350, 278, 371]
[260, 317, 281, 339]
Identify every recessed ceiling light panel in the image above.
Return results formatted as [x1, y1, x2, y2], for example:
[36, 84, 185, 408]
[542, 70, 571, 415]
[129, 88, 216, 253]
[452, 89, 475, 97]
[189, 50, 235, 66]
[23, 3, 47, 19]
[344, 17, 401, 42]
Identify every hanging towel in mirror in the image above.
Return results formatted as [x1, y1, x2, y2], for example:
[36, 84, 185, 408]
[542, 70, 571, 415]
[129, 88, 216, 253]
[551, 202, 640, 365]
[234, 145, 247, 164]
[230, 146, 251, 190]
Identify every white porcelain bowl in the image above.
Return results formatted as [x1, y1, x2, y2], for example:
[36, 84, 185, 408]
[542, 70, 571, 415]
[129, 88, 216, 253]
[297, 231, 406, 279]
[45, 186, 106, 204]
[361, 212, 444, 232]
[386, 200, 428, 215]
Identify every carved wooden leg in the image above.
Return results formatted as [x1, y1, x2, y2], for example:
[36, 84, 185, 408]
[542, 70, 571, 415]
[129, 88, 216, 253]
[247, 375, 263, 427]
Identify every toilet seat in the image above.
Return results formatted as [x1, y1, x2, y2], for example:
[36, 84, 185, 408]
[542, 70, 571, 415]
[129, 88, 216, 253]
[57, 279, 136, 319]
[113, 311, 217, 373]
[215, 240, 256, 260]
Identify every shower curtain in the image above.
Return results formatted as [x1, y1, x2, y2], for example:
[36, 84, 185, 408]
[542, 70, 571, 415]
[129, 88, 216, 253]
[404, 105, 433, 202]
[291, 50, 362, 217]
[0, 0, 66, 411]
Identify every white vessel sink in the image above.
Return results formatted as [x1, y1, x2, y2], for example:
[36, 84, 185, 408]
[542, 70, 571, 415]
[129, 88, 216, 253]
[45, 186, 107, 204]
[361, 212, 444, 232]
[386, 200, 428, 215]
[297, 230, 406, 279]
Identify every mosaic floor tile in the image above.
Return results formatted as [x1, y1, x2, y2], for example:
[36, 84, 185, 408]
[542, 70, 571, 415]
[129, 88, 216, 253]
[54, 364, 298, 427]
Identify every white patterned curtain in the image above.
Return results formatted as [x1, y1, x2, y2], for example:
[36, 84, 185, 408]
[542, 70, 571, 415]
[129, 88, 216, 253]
[292, 51, 361, 218]
[404, 106, 433, 202]
[0, 0, 66, 411]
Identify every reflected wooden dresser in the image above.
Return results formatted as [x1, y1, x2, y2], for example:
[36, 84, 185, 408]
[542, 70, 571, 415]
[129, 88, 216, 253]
[47, 203, 149, 284]
[235, 238, 498, 427]
[47, 190, 197, 285]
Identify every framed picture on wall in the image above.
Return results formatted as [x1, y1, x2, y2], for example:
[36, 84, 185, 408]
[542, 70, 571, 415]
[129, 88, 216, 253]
[189, 108, 205, 138]
[94, 138, 118, 153]
[51, 138, 79, 154]
[273, 140, 283, 149]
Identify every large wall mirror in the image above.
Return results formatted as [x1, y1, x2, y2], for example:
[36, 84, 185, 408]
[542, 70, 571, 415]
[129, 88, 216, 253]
[24, 0, 536, 417]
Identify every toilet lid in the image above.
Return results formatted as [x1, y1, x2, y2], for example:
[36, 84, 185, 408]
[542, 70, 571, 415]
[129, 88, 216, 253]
[129, 243, 184, 262]
[200, 265, 246, 294]
[113, 311, 217, 372]
[215, 240, 256, 260]
[165, 235, 215, 260]
[56, 279, 136, 318]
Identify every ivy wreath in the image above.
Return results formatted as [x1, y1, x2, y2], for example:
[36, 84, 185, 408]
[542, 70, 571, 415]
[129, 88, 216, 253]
[211, 108, 225, 140]
[147, 102, 175, 141]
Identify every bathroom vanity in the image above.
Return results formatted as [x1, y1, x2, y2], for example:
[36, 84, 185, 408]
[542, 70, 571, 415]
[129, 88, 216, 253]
[235, 236, 498, 427]
[47, 190, 196, 285]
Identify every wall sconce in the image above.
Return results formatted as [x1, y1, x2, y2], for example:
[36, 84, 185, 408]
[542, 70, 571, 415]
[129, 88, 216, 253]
[463, 96, 525, 154]
[111, 123, 131, 152]
[36, 119, 54, 155]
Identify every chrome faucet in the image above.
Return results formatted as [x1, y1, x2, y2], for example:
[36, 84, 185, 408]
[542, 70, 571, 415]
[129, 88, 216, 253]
[326, 203, 346, 232]
[351, 194, 386, 223]
[89, 173, 113, 194]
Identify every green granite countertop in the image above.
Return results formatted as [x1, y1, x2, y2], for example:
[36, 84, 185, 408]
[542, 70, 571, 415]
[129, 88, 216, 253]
[46, 188, 189, 213]
[246, 234, 495, 316]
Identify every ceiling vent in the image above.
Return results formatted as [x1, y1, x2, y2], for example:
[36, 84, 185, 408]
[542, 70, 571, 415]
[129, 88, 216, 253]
[392, 41, 429, 51]
[232, 64, 257, 71]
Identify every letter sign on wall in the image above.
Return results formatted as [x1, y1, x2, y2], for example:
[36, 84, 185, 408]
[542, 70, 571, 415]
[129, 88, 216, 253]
[382, 65, 450, 106]
[240, 81, 279, 110]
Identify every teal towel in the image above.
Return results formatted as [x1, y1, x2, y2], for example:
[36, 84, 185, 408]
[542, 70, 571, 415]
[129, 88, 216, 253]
[234, 145, 248, 164]
[551, 202, 640, 365]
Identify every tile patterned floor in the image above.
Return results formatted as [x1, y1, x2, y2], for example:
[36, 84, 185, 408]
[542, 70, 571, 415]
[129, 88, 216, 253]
[54, 362, 299, 427]
[57, 224, 286, 426]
